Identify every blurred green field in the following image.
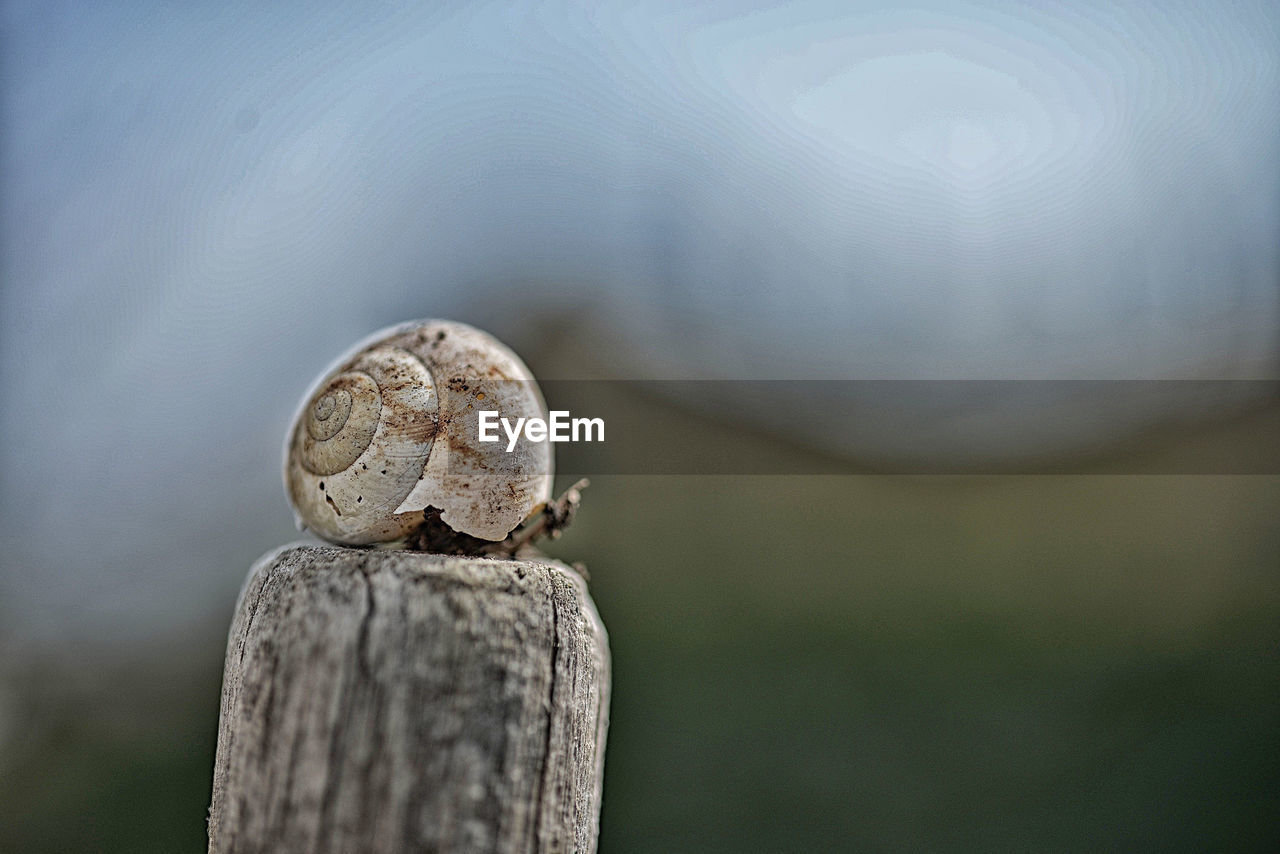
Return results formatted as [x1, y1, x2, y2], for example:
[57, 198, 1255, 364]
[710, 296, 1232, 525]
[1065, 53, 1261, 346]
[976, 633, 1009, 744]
[2, 412, 1277, 851]
[577, 474, 1279, 852]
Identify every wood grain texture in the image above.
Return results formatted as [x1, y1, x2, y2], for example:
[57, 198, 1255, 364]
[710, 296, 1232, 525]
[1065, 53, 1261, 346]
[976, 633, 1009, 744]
[208, 545, 609, 854]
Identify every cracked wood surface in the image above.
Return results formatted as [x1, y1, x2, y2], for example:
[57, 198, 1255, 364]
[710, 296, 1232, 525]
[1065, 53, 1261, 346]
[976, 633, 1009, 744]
[208, 545, 609, 854]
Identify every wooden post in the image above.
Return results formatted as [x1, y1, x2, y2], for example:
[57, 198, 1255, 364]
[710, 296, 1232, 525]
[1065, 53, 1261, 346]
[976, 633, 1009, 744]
[208, 544, 610, 854]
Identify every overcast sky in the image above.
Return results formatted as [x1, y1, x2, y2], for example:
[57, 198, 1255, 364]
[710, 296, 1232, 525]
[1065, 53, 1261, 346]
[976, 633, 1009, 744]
[2, 0, 1277, 644]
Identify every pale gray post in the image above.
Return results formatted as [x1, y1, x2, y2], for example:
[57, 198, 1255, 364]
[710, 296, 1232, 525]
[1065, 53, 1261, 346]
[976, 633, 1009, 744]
[208, 545, 610, 854]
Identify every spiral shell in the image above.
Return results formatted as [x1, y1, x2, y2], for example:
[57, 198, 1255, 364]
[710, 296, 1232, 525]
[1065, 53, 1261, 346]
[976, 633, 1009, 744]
[284, 320, 552, 545]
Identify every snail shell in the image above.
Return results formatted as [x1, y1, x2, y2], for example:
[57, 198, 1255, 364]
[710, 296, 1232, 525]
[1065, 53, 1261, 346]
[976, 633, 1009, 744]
[284, 320, 552, 545]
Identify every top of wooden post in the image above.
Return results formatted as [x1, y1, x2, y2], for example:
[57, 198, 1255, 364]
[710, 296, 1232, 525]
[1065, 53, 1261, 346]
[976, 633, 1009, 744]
[209, 544, 610, 854]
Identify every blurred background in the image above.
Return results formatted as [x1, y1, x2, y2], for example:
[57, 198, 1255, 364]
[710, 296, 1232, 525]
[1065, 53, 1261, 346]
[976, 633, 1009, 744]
[1, 1, 1277, 851]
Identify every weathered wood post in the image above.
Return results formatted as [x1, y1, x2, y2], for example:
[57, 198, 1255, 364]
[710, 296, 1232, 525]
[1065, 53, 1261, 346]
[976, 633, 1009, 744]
[208, 544, 610, 854]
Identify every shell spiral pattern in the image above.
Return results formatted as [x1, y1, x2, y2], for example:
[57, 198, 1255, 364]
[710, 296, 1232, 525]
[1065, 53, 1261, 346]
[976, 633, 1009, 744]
[285, 320, 552, 545]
